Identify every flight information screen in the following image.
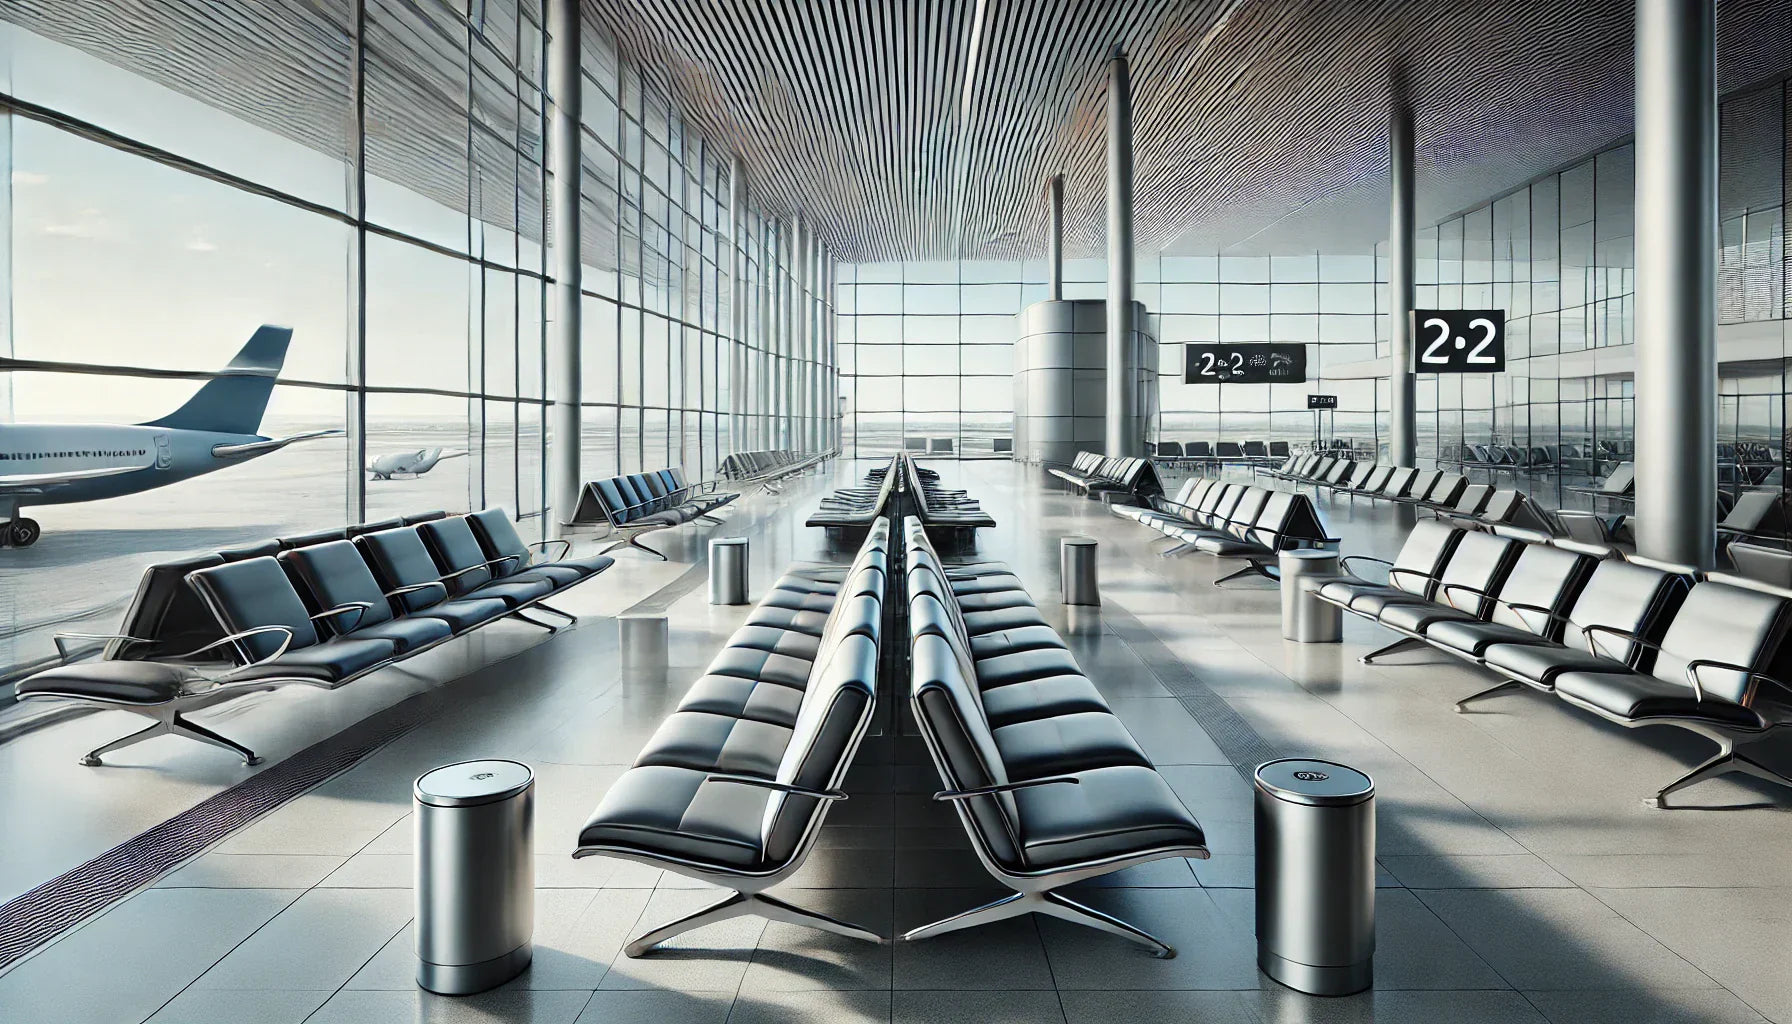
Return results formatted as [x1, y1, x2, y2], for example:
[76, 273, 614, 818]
[1183, 343, 1308, 384]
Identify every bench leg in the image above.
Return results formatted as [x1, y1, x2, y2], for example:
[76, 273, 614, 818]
[754, 892, 884, 944]
[510, 609, 560, 632]
[169, 713, 264, 767]
[902, 891, 1031, 941]
[1651, 737, 1792, 807]
[601, 531, 669, 561]
[625, 891, 753, 957]
[82, 707, 262, 767]
[1038, 890, 1175, 959]
[534, 602, 576, 622]
[1453, 679, 1526, 712]
[1359, 635, 1428, 665]
[1156, 542, 1193, 559]
[1214, 561, 1276, 586]
[80, 714, 173, 767]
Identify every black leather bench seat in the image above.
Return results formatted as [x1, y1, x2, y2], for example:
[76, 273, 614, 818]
[1481, 641, 1636, 688]
[577, 763, 770, 869]
[633, 710, 796, 778]
[1554, 671, 1766, 729]
[229, 636, 400, 684]
[978, 675, 1112, 728]
[16, 661, 194, 704]
[1010, 764, 1208, 871]
[677, 674, 807, 728]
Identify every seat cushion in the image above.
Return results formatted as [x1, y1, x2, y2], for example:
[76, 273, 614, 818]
[348, 615, 454, 653]
[992, 712, 1150, 779]
[1012, 765, 1207, 871]
[425, 598, 512, 631]
[949, 574, 1026, 597]
[507, 564, 586, 587]
[745, 604, 832, 637]
[961, 604, 1050, 636]
[232, 636, 398, 683]
[1482, 642, 1632, 688]
[1424, 618, 1553, 657]
[759, 590, 839, 615]
[1375, 601, 1480, 635]
[725, 624, 823, 662]
[968, 625, 1068, 660]
[634, 710, 795, 777]
[576, 764, 768, 868]
[16, 661, 193, 704]
[974, 646, 1086, 690]
[464, 578, 554, 608]
[706, 645, 814, 688]
[1555, 671, 1765, 729]
[677, 674, 806, 727]
[1343, 587, 1432, 618]
[979, 675, 1112, 728]
[953, 590, 1036, 614]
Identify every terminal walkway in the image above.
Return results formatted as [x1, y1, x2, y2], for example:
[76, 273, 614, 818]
[0, 461, 1784, 1024]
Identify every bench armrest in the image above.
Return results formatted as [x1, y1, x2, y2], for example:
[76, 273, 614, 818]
[52, 632, 152, 662]
[1681, 658, 1790, 706]
[1576, 622, 1659, 661]
[309, 601, 372, 633]
[703, 773, 847, 801]
[175, 625, 298, 672]
[1338, 554, 1395, 580]
[933, 775, 1081, 802]
[386, 580, 448, 602]
[527, 538, 573, 562]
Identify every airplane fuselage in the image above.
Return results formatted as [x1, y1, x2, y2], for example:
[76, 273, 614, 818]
[0, 422, 274, 513]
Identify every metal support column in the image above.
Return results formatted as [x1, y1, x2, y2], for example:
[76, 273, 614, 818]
[1104, 50, 1139, 458]
[546, 0, 581, 528]
[1634, 0, 1717, 568]
[1386, 80, 1416, 469]
[728, 155, 748, 457]
[1048, 173, 1064, 301]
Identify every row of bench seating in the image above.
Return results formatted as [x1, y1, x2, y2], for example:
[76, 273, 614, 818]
[903, 516, 1209, 955]
[1153, 440, 1289, 468]
[570, 467, 738, 561]
[1318, 519, 1792, 806]
[17, 509, 611, 767]
[575, 520, 889, 955]
[1049, 452, 1164, 501]
[1112, 478, 1337, 584]
[719, 449, 829, 492]
[807, 455, 901, 541]
[1264, 455, 1557, 534]
[899, 453, 995, 543]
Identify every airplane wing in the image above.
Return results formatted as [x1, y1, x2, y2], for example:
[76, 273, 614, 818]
[212, 428, 344, 459]
[0, 465, 143, 494]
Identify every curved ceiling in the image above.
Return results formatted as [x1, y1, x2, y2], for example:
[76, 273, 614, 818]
[590, 0, 1792, 261]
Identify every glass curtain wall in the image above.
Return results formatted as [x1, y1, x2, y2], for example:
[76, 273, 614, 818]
[0, 3, 836, 674]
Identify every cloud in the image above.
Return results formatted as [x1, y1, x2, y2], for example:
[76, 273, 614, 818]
[43, 222, 99, 237]
[11, 171, 49, 186]
[185, 237, 218, 252]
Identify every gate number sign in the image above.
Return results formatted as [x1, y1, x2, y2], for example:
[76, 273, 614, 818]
[1411, 309, 1505, 373]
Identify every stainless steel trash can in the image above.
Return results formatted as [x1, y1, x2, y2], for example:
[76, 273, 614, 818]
[619, 611, 669, 670]
[709, 537, 749, 605]
[414, 759, 535, 995]
[1061, 536, 1100, 607]
[1279, 550, 1341, 643]
[1254, 758, 1375, 996]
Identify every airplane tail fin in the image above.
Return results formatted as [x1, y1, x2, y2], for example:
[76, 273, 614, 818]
[141, 325, 293, 436]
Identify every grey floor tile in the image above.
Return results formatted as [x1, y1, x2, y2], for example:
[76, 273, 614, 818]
[1414, 887, 1719, 991]
[1526, 987, 1770, 1023]
[0, 888, 301, 1024]
[727, 988, 892, 1024]
[1193, 854, 1256, 888]
[573, 989, 734, 1024]
[1060, 989, 1259, 1024]
[1377, 854, 1574, 890]
[739, 887, 893, 993]
[319, 853, 412, 888]
[896, 989, 1068, 1024]
[1252, 988, 1549, 1023]
[893, 888, 1056, 990]
[597, 888, 767, 991]
[192, 886, 412, 990]
[1106, 697, 1231, 765]
[307, 987, 593, 1024]
[1588, 886, 1792, 1022]
[154, 854, 346, 890]
[144, 988, 333, 1024]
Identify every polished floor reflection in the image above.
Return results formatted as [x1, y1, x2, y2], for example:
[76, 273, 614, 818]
[0, 460, 1787, 1024]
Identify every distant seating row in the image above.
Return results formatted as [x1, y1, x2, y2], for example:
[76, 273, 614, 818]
[900, 453, 995, 542]
[807, 455, 901, 539]
[809, 454, 993, 546]
[720, 449, 829, 491]
[1318, 519, 1792, 806]
[902, 516, 1209, 955]
[1049, 452, 1163, 501]
[17, 509, 610, 766]
[575, 519, 888, 956]
[571, 466, 738, 560]
[1263, 455, 1556, 534]
[1153, 440, 1289, 469]
[1112, 478, 1336, 584]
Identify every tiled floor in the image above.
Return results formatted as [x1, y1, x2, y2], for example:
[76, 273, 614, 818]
[1, 460, 1788, 1023]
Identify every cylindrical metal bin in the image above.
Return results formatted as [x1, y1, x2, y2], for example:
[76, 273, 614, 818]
[1254, 758, 1375, 995]
[414, 759, 535, 995]
[1061, 536, 1100, 606]
[709, 537, 749, 605]
[1279, 550, 1341, 643]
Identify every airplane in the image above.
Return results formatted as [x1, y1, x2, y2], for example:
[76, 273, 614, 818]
[367, 447, 468, 480]
[0, 325, 342, 548]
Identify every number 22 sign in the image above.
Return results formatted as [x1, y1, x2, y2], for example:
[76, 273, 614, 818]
[1411, 309, 1505, 373]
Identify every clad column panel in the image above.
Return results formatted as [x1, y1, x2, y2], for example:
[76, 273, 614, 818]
[1633, 0, 1717, 568]
[1105, 51, 1140, 457]
[728, 156, 747, 456]
[1048, 174, 1064, 301]
[1387, 92, 1416, 468]
[546, 0, 581, 528]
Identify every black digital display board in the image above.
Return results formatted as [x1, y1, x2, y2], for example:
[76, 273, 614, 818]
[1183, 343, 1307, 384]
[1307, 394, 1338, 410]
[1411, 309, 1506, 373]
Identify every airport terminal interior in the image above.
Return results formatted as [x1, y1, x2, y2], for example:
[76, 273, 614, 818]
[3, 1, 1792, 1022]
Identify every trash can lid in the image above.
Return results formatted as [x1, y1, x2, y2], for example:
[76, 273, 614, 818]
[1254, 758, 1373, 807]
[711, 536, 748, 547]
[415, 759, 534, 808]
[1061, 536, 1097, 546]
[1280, 549, 1339, 562]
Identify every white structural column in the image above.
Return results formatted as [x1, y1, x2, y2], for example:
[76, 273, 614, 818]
[1048, 173, 1064, 301]
[1634, 0, 1717, 568]
[728, 155, 748, 454]
[546, 0, 581, 527]
[1104, 50, 1139, 457]
[1386, 84, 1416, 468]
